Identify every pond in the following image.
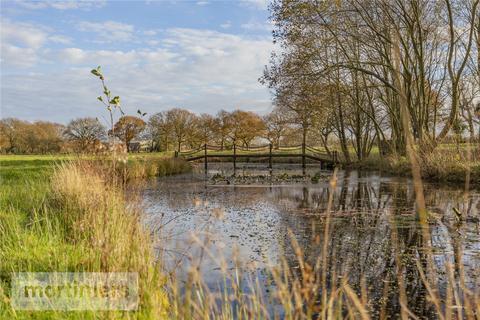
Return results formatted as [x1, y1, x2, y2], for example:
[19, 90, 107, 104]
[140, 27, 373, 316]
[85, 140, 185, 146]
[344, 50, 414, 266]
[141, 163, 480, 318]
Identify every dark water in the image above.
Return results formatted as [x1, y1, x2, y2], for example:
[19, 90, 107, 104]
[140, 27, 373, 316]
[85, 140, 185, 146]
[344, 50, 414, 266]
[141, 163, 480, 318]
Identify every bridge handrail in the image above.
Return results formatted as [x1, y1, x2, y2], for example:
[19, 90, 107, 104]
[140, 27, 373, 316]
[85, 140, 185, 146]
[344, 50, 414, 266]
[178, 146, 204, 156]
[305, 146, 329, 156]
[177, 144, 339, 163]
[205, 144, 224, 151]
[236, 144, 270, 151]
[277, 145, 302, 151]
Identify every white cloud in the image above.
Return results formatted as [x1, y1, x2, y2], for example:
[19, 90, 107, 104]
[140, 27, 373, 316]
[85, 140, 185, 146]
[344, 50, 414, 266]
[143, 30, 157, 36]
[220, 21, 232, 29]
[146, 40, 160, 46]
[48, 35, 72, 44]
[15, 0, 106, 10]
[1, 20, 48, 48]
[0, 20, 71, 67]
[59, 48, 87, 63]
[240, 0, 269, 10]
[1, 44, 39, 67]
[2, 27, 274, 122]
[77, 20, 135, 42]
[241, 20, 273, 32]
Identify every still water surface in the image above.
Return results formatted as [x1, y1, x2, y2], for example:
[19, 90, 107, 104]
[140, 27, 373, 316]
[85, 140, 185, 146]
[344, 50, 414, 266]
[141, 163, 480, 318]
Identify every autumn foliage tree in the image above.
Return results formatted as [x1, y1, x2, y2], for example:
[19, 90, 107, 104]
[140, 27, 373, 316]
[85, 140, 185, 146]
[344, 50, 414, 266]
[226, 110, 265, 147]
[166, 108, 197, 152]
[112, 116, 146, 152]
[0, 118, 63, 154]
[195, 113, 220, 146]
[147, 111, 170, 151]
[0, 118, 29, 153]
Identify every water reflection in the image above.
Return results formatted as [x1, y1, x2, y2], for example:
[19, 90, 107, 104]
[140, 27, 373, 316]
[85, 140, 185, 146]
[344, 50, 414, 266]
[142, 164, 480, 318]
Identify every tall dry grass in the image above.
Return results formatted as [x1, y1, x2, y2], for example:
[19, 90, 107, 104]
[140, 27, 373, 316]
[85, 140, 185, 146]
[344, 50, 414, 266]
[50, 161, 170, 318]
[41, 161, 480, 318]
[356, 146, 480, 184]
[122, 157, 191, 180]
[420, 147, 480, 182]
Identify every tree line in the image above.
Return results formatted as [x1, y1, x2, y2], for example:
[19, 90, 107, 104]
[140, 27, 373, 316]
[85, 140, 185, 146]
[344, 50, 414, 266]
[0, 118, 64, 154]
[2, 98, 477, 155]
[0, 107, 310, 154]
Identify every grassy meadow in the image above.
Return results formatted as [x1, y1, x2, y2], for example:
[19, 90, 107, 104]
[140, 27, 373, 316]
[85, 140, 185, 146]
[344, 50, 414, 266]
[0, 155, 190, 319]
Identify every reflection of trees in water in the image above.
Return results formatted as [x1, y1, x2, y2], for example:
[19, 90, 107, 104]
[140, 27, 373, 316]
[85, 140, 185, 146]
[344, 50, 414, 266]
[144, 173, 479, 318]
[271, 173, 479, 319]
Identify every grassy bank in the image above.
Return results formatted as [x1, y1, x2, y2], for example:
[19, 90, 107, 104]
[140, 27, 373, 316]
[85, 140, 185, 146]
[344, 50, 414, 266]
[353, 149, 480, 185]
[0, 156, 190, 319]
[1, 154, 478, 319]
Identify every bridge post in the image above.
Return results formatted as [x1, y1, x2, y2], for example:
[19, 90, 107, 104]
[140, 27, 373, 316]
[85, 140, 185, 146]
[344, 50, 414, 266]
[174, 151, 178, 158]
[233, 143, 237, 175]
[269, 143, 273, 173]
[204, 143, 208, 175]
[302, 142, 306, 175]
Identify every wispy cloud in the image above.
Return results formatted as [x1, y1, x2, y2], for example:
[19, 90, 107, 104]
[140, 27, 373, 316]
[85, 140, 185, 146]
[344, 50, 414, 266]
[1, 20, 48, 48]
[15, 0, 106, 10]
[220, 21, 232, 29]
[240, 0, 269, 10]
[48, 35, 72, 44]
[2, 25, 273, 121]
[241, 20, 273, 31]
[143, 29, 158, 36]
[76, 20, 135, 43]
[1, 20, 70, 67]
[1, 1, 274, 122]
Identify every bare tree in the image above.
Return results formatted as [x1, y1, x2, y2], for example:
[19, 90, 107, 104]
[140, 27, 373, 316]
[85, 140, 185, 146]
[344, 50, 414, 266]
[64, 117, 106, 152]
[263, 106, 292, 148]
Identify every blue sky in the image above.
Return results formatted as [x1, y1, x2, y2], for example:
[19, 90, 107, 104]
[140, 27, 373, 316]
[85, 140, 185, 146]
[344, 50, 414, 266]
[1, 0, 274, 123]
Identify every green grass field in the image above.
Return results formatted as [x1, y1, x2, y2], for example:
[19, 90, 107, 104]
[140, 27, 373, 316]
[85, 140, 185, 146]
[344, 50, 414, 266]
[0, 154, 190, 319]
[0, 151, 173, 162]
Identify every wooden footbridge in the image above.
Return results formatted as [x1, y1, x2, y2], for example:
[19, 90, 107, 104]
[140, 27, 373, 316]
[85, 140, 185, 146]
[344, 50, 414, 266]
[175, 143, 339, 173]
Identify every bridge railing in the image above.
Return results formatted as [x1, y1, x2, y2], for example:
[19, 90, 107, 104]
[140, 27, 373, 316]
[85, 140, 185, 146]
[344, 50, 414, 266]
[236, 144, 270, 152]
[176, 145, 204, 158]
[177, 144, 338, 158]
[176, 143, 339, 174]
